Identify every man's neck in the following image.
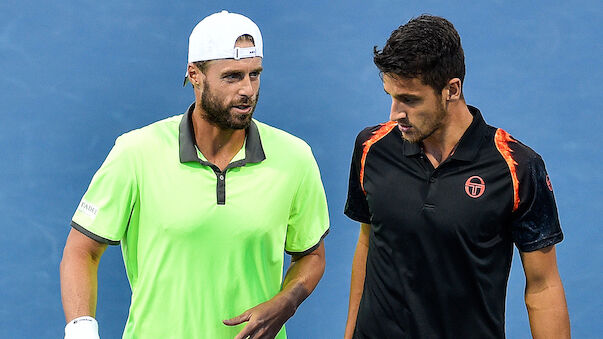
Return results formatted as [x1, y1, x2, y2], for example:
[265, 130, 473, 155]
[422, 103, 473, 168]
[191, 109, 246, 171]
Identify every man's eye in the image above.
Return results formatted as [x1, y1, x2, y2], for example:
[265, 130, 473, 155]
[401, 97, 418, 104]
[224, 73, 241, 80]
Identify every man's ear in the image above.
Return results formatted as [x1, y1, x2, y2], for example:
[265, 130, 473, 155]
[445, 78, 462, 101]
[187, 63, 205, 88]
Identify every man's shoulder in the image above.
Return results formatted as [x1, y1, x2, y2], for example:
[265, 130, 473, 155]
[354, 121, 398, 148]
[254, 119, 312, 152]
[491, 127, 544, 165]
[470, 105, 543, 163]
[116, 114, 182, 148]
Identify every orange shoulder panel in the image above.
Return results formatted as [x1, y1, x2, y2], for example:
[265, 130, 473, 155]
[494, 128, 520, 212]
[360, 121, 398, 194]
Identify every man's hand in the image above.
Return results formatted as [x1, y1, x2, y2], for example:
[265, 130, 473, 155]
[223, 294, 296, 339]
[224, 241, 325, 339]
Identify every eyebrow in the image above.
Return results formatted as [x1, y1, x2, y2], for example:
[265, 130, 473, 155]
[395, 93, 421, 99]
[384, 88, 421, 100]
[222, 66, 264, 74]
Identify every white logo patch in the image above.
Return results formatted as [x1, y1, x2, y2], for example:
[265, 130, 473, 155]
[78, 200, 99, 219]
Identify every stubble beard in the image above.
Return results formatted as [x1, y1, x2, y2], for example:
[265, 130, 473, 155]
[200, 80, 259, 130]
[401, 102, 447, 144]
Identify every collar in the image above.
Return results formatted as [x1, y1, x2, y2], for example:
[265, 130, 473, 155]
[449, 105, 487, 161]
[402, 105, 488, 161]
[178, 102, 266, 165]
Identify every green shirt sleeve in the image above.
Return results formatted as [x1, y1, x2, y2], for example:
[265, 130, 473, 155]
[285, 147, 329, 255]
[71, 134, 139, 244]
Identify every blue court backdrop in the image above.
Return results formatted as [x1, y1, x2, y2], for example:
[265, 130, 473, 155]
[1, 0, 601, 338]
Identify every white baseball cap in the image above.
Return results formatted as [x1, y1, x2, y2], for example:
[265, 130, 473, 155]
[184, 10, 263, 85]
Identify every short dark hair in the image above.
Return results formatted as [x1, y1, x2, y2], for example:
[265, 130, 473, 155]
[374, 15, 465, 93]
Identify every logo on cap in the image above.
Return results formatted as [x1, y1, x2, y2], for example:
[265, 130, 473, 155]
[465, 176, 485, 198]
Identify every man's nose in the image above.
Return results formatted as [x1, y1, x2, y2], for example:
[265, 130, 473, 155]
[238, 76, 254, 96]
[390, 100, 407, 121]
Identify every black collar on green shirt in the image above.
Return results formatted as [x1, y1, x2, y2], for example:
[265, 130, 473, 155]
[178, 103, 266, 165]
[402, 105, 488, 162]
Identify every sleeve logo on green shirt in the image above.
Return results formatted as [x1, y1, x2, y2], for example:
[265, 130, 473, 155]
[78, 199, 99, 219]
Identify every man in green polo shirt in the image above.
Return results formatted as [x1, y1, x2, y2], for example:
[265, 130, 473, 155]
[60, 11, 329, 339]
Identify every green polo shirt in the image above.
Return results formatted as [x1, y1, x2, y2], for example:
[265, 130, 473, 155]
[71, 104, 330, 339]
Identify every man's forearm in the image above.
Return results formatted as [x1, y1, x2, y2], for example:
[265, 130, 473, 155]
[60, 230, 106, 322]
[222, 242, 326, 338]
[525, 282, 570, 338]
[60, 249, 101, 321]
[521, 246, 570, 339]
[344, 223, 370, 339]
[279, 242, 326, 311]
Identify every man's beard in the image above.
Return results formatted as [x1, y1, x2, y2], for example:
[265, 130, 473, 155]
[401, 102, 447, 144]
[200, 81, 259, 130]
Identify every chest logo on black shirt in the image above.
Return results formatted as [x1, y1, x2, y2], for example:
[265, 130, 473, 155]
[465, 175, 485, 198]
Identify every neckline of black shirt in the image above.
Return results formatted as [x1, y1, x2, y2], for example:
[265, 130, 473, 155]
[400, 105, 488, 163]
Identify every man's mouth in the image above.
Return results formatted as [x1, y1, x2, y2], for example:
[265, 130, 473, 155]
[232, 104, 252, 113]
[397, 123, 412, 133]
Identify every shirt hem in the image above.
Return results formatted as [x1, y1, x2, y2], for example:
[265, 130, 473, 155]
[70, 221, 121, 245]
[517, 232, 563, 252]
[344, 210, 370, 224]
[285, 228, 329, 256]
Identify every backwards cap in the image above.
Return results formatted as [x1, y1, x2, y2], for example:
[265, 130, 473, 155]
[184, 10, 263, 85]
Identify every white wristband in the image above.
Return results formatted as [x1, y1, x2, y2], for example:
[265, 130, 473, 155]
[64, 316, 100, 339]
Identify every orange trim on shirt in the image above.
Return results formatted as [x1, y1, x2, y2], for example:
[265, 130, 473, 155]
[360, 121, 398, 194]
[494, 129, 520, 212]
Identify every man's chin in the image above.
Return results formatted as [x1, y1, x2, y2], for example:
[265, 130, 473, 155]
[227, 114, 253, 130]
[401, 132, 422, 144]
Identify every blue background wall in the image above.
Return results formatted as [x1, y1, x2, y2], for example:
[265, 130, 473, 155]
[1, 0, 601, 338]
